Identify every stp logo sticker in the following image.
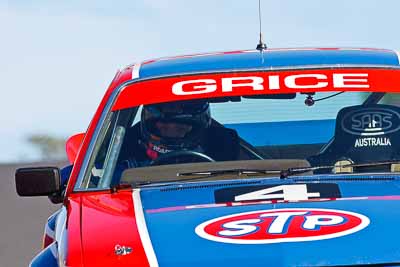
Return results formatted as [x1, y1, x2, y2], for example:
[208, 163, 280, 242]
[195, 208, 370, 244]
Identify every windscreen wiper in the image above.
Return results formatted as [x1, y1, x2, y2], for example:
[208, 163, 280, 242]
[132, 160, 400, 187]
[133, 168, 283, 187]
[177, 168, 282, 177]
[280, 160, 400, 178]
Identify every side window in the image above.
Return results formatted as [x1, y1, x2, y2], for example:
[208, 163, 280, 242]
[79, 107, 138, 190]
[82, 112, 117, 189]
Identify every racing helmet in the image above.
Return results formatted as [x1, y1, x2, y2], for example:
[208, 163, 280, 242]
[140, 100, 211, 160]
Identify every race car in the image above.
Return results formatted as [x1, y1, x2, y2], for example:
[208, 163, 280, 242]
[15, 47, 400, 266]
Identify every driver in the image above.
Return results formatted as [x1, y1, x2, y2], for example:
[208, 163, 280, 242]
[122, 100, 241, 167]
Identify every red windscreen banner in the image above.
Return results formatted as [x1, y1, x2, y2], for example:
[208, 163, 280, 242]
[112, 68, 400, 110]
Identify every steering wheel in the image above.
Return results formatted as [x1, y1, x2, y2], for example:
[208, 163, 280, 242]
[150, 150, 215, 166]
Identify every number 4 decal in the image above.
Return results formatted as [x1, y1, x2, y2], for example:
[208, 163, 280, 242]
[234, 184, 321, 202]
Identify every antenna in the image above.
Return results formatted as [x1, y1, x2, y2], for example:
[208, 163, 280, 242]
[256, 0, 267, 51]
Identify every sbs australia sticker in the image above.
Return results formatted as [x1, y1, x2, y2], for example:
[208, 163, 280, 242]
[195, 208, 370, 244]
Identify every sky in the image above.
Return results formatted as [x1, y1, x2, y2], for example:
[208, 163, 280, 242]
[2, 0, 400, 162]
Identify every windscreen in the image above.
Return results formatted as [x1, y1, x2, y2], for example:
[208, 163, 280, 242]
[79, 92, 400, 189]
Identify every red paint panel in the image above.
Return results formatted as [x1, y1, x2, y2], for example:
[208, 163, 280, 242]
[112, 68, 400, 111]
[65, 196, 84, 267]
[65, 69, 131, 196]
[80, 190, 150, 267]
[66, 133, 85, 164]
[42, 234, 54, 249]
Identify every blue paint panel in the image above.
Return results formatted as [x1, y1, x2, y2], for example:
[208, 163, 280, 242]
[139, 49, 399, 79]
[144, 199, 400, 267]
[47, 211, 59, 235]
[140, 176, 400, 210]
[226, 119, 335, 145]
[141, 177, 400, 265]
[29, 243, 58, 267]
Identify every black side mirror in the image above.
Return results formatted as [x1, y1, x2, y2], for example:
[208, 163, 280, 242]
[15, 167, 61, 197]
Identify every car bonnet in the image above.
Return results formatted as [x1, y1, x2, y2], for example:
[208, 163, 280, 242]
[137, 175, 400, 266]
